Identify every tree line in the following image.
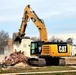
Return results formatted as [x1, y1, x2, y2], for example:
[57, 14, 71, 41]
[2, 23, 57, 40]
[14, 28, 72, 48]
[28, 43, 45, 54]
[0, 30, 9, 54]
[31, 36, 73, 45]
[0, 30, 73, 54]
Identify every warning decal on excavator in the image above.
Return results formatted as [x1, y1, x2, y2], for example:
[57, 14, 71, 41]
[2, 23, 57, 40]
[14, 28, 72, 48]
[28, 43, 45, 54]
[58, 44, 67, 53]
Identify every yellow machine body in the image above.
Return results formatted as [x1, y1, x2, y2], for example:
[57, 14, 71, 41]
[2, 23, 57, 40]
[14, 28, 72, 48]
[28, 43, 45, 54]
[41, 43, 71, 57]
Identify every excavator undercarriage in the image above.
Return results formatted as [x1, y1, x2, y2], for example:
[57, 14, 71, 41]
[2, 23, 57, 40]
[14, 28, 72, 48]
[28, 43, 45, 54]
[28, 56, 76, 66]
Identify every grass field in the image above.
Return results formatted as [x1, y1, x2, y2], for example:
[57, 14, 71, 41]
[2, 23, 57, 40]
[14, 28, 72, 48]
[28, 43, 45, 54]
[0, 66, 76, 74]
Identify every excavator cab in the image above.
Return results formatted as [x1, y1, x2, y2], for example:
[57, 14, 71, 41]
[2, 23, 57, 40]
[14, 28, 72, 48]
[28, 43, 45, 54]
[30, 41, 44, 56]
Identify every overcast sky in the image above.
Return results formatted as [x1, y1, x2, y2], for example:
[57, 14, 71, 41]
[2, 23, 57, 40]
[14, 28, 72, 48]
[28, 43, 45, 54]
[0, 0, 76, 42]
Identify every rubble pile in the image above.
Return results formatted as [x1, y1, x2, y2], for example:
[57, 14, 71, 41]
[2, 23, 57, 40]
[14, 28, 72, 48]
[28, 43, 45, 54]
[2, 50, 30, 67]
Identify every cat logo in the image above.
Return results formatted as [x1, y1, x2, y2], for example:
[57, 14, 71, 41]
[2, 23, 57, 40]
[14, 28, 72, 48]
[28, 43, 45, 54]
[58, 46, 67, 53]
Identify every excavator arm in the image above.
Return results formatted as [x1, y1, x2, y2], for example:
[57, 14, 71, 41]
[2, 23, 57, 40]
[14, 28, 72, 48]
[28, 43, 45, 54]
[13, 5, 48, 43]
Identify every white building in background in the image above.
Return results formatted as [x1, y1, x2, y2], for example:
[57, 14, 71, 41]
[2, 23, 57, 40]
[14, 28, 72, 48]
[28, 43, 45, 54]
[71, 45, 76, 56]
[13, 38, 31, 57]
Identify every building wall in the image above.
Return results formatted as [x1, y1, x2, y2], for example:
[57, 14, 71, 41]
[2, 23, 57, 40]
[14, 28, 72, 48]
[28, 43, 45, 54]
[0, 39, 13, 62]
[71, 45, 76, 56]
[8, 38, 13, 53]
[13, 38, 31, 57]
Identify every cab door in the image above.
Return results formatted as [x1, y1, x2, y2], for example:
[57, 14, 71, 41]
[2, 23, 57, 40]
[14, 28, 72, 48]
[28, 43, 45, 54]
[30, 41, 44, 56]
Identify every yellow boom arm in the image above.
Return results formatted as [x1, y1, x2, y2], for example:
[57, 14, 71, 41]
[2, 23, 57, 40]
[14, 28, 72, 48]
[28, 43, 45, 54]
[13, 5, 48, 42]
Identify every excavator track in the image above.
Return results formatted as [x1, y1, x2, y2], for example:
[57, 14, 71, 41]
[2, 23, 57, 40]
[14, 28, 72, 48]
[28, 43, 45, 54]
[28, 58, 46, 66]
[28, 56, 76, 66]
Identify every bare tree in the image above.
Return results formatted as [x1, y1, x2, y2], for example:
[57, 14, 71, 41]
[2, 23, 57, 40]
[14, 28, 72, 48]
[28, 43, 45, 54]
[66, 38, 73, 45]
[31, 37, 40, 41]
[49, 36, 63, 42]
[0, 30, 9, 54]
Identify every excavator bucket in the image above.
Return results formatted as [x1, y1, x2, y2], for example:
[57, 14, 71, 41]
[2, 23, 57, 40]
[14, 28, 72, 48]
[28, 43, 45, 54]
[12, 33, 22, 44]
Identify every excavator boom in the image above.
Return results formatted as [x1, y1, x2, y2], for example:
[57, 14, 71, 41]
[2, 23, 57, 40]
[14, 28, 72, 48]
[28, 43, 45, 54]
[13, 5, 48, 43]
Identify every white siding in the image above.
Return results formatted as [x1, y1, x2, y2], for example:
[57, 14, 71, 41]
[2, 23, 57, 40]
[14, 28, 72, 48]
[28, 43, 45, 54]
[13, 38, 31, 57]
[71, 46, 76, 56]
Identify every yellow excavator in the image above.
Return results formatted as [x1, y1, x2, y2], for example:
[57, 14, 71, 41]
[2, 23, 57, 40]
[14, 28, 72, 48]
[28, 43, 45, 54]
[13, 5, 72, 66]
